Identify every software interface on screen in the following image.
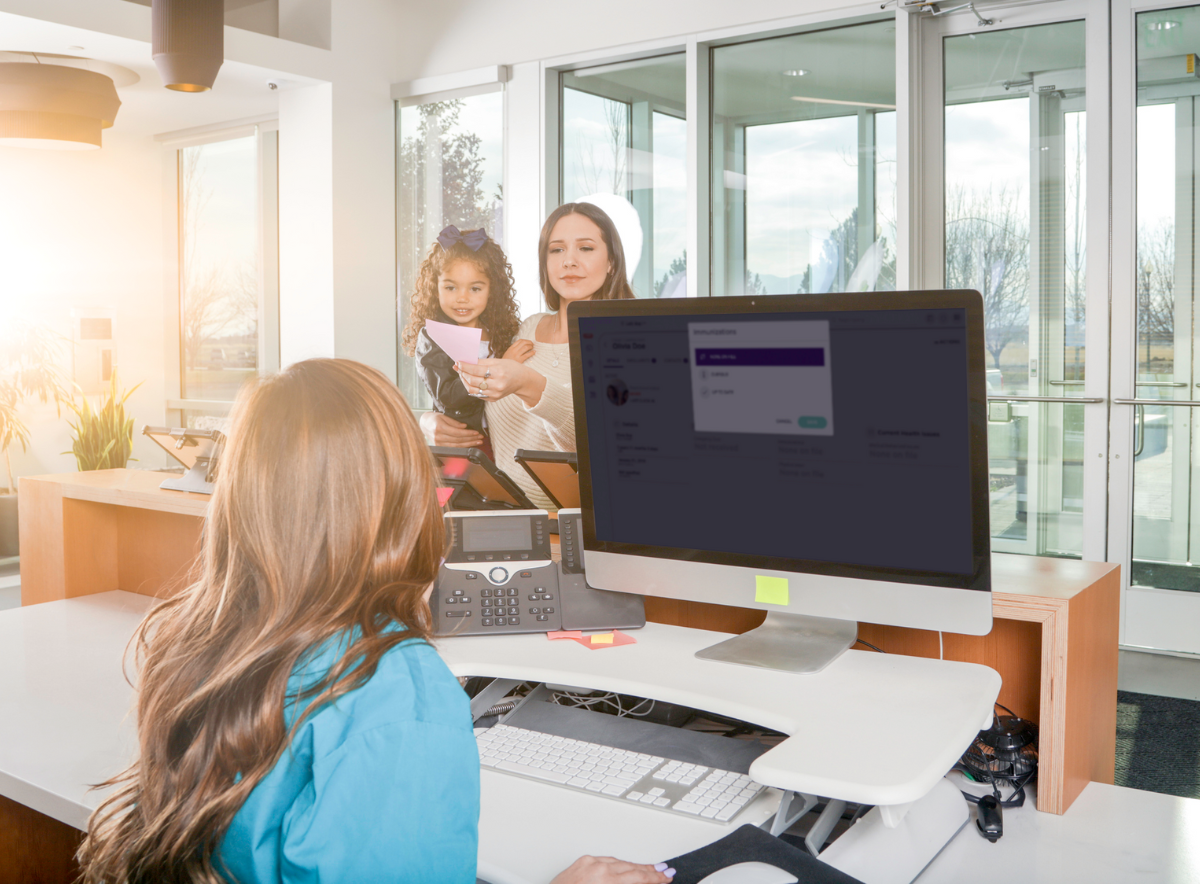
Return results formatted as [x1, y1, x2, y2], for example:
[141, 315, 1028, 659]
[577, 307, 975, 577]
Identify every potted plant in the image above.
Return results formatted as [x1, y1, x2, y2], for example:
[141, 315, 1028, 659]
[0, 323, 67, 558]
[63, 371, 142, 472]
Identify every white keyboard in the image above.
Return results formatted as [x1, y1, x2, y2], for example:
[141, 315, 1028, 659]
[477, 723, 766, 822]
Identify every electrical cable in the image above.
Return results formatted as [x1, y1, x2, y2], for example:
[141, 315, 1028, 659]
[855, 639, 886, 653]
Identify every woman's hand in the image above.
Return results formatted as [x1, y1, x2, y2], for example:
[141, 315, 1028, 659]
[503, 338, 535, 364]
[456, 357, 547, 409]
[550, 856, 674, 884]
[418, 410, 485, 448]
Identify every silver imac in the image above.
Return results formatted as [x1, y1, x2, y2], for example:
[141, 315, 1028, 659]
[568, 290, 992, 674]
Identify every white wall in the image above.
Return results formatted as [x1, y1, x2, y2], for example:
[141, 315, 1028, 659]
[276, 0, 410, 378]
[0, 129, 171, 486]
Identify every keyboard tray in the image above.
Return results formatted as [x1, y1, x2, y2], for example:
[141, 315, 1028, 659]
[502, 697, 772, 775]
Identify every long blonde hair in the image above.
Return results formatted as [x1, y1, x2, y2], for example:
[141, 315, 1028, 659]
[78, 358, 446, 884]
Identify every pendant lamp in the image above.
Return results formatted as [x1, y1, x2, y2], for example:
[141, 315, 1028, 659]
[0, 62, 121, 150]
[152, 0, 225, 92]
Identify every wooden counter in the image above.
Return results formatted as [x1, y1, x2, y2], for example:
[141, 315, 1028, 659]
[19, 470, 1118, 815]
[19, 469, 207, 606]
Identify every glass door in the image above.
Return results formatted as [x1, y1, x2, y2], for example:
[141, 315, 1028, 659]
[919, 1, 1109, 561]
[1121, 5, 1200, 653]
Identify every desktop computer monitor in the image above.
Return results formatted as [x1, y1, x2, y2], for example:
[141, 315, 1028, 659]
[568, 290, 992, 673]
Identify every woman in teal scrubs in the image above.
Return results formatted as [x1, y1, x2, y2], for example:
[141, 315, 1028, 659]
[77, 359, 671, 884]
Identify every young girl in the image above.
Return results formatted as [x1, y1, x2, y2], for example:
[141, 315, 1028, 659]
[401, 225, 532, 453]
[77, 358, 672, 884]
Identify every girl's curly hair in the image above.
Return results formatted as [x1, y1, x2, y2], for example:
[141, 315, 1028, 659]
[400, 236, 521, 358]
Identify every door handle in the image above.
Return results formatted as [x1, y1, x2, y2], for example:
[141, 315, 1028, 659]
[1133, 404, 1145, 458]
[1113, 399, 1200, 406]
[987, 396, 1104, 403]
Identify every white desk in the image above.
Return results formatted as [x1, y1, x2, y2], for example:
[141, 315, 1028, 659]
[0, 593, 1000, 884]
[439, 626, 1000, 809]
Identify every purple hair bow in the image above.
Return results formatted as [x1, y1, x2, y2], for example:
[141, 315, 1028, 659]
[437, 225, 488, 251]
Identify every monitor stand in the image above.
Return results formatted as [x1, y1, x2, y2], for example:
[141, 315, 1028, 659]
[694, 612, 857, 674]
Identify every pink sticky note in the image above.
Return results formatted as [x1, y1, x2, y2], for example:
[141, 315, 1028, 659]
[425, 319, 483, 365]
[436, 487, 454, 507]
[547, 630, 584, 641]
[576, 630, 637, 650]
[441, 457, 469, 480]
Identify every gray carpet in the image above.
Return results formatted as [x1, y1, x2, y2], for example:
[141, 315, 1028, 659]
[1116, 690, 1200, 800]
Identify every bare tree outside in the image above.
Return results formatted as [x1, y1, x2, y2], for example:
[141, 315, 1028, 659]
[945, 184, 1031, 372]
[1064, 112, 1087, 378]
[398, 100, 497, 273]
[564, 89, 629, 199]
[179, 140, 260, 399]
[1136, 218, 1175, 373]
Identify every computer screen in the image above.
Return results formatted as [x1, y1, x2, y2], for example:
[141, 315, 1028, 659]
[569, 291, 992, 671]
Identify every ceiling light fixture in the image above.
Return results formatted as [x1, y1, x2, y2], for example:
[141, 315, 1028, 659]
[1146, 20, 1181, 30]
[152, 0, 225, 92]
[783, 69, 811, 77]
[790, 96, 897, 109]
[0, 60, 121, 150]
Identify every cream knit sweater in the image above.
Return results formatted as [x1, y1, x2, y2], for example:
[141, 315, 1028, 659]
[486, 313, 575, 509]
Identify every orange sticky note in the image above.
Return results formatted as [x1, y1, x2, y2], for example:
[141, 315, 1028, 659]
[577, 630, 637, 650]
[436, 487, 454, 507]
[547, 630, 584, 641]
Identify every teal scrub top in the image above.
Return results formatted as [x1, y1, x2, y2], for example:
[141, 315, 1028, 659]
[217, 635, 480, 883]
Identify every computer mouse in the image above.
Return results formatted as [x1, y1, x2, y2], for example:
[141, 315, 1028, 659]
[976, 794, 1003, 842]
[696, 862, 799, 884]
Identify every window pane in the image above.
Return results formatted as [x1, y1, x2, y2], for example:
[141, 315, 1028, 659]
[1130, 9, 1200, 622]
[712, 21, 897, 296]
[944, 20, 1087, 557]
[179, 136, 259, 400]
[561, 54, 686, 298]
[397, 91, 504, 409]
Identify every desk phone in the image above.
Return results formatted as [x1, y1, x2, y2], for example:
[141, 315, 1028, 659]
[434, 510, 562, 635]
[432, 510, 646, 636]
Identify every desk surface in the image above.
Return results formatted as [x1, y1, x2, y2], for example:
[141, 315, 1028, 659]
[0, 591, 143, 829]
[20, 469, 210, 518]
[439, 626, 999, 808]
[1, 591, 999, 829]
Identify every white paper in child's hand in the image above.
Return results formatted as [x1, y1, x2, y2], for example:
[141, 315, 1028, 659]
[426, 320, 483, 365]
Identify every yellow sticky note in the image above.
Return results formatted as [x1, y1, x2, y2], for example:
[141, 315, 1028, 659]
[755, 575, 789, 605]
[590, 632, 615, 644]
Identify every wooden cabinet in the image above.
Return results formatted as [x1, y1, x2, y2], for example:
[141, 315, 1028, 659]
[18, 469, 206, 606]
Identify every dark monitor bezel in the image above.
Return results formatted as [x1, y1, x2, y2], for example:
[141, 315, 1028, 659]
[567, 290, 991, 593]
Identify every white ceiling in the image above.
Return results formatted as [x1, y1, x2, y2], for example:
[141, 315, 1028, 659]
[0, 9, 322, 141]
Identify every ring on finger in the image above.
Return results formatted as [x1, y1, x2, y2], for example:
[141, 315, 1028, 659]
[484, 369, 491, 379]
[479, 379, 488, 392]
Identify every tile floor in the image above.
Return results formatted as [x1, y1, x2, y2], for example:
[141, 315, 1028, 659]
[1118, 648, 1200, 702]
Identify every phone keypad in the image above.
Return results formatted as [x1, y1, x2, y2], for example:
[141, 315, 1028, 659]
[434, 564, 561, 636]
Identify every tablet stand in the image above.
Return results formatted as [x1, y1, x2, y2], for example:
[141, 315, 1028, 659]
[159, 457, 217, 494]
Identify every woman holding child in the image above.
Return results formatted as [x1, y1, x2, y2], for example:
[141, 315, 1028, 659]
[415, 202, 636, 507]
